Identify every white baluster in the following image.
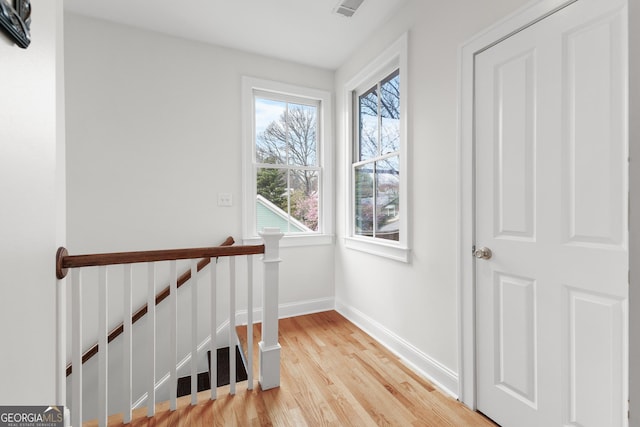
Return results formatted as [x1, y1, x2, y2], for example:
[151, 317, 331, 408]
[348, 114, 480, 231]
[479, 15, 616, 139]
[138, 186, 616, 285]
[210, 258, 217, 401]
[258, 228, 283, 390]
[169, 260, 177, 411]
[191, 259, 198, 405]
[229, 256, 236, 395]
[147, 263, 156, 417]
[123, 264, 132, 424]
[71, 268, 82, 427]
[247, 255, 253, 390]
[98, 266, 108, 427]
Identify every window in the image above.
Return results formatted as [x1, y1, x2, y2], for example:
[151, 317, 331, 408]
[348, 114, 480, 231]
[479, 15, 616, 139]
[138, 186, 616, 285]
[354, 69, 400, 241]
[242, 78, 332, 246]
[345, 34, 409, 262]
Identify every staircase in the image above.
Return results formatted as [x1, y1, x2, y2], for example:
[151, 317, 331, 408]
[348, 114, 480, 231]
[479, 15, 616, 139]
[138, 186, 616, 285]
[176, 347, 248, 397]
[55, 229, 283, 426]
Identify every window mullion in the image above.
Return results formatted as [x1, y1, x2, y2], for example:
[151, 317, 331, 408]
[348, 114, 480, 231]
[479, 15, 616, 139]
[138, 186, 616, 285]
[286, 169, 291, 233]
[372, 161, 377, 238]
[317, 169, 323, 233]
[374, 81, 383, 238]
[353, 92, 360, 162]
[255, 163, 287, 170]
[377, 81, 382, 158]
[285, 102, 290, 166]
[285, 102, 290, 233]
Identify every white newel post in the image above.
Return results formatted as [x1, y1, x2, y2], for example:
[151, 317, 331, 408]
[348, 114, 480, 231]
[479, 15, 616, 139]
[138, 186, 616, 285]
[258, 228, 283, 390]
[56, 276, 70, 426]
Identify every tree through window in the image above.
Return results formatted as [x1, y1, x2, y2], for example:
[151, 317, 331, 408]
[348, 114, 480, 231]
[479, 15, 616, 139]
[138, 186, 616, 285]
[353, 69, 400, 241]
[254, 95, 321, 233]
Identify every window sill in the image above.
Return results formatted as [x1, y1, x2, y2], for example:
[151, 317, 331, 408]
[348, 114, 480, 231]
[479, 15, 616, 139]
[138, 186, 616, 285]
[344, 236, 411, 263]
[243, 234, 334, 248]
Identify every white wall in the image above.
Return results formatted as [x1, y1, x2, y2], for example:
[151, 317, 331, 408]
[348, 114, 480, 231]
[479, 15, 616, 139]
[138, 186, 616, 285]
[64, 13, 335, 419]
[65, 11, 336, 327]
[0, 0, 64, 404]
[334, 0, 530, 394]
[629, 1, 639, 424]
[65, 11, 334, 278]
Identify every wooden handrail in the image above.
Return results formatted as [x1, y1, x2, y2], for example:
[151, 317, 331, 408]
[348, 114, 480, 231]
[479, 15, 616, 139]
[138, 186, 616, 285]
[61, 237, 264, 376]
[56, 240, 265, 279]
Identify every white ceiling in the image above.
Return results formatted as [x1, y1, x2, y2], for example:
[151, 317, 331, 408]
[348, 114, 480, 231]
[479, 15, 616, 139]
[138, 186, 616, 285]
[63, 0, 410, 70]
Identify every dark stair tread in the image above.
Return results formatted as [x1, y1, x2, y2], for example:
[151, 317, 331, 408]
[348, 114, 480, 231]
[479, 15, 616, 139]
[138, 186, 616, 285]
[177, 346, 247, 397]
[176, 372, 210, 397]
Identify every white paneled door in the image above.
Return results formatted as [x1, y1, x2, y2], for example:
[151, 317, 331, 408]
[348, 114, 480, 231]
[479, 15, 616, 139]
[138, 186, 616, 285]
[474, 0, 628, 426]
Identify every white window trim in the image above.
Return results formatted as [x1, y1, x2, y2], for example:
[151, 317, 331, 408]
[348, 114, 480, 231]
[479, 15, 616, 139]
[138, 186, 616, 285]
[242, 76, 333, 247]
[343, 33, 410, 262]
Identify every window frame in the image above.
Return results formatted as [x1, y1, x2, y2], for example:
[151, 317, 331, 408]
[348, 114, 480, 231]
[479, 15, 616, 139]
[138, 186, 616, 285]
[242, 77, 333, 247]
[344, 33, 410, 262]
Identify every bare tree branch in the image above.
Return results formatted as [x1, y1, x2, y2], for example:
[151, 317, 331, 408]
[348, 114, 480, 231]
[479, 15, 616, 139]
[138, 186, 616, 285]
[257, 106, 317, 196]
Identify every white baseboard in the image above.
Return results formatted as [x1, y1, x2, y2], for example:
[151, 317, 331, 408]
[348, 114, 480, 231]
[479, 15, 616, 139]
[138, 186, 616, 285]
[235, 296, 335, 325]
[278, 297, 336, 319]
[335, 299, 459, 399]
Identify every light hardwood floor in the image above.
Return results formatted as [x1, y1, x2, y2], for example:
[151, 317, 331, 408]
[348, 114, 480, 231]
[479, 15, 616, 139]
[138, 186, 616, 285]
[90, 311, 496, 426]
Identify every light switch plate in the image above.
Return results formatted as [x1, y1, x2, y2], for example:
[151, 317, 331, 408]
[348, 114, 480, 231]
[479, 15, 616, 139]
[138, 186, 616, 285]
[218, 193, 232, 207]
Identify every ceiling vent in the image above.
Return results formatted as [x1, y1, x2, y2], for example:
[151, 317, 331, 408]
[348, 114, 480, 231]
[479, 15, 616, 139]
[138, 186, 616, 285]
[333, 0, 364, 17]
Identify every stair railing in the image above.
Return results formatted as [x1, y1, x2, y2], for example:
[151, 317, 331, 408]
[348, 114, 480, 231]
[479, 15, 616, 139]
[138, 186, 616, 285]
[55, 228, 283, 427]
[63, 236, 235, 377]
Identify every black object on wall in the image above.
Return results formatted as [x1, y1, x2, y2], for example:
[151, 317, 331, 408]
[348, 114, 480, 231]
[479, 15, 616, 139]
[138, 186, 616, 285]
[0, 0, 30, 49]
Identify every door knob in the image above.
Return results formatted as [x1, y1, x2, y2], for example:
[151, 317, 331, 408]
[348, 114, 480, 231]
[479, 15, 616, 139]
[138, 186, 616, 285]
[474, 247, 492, 260]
